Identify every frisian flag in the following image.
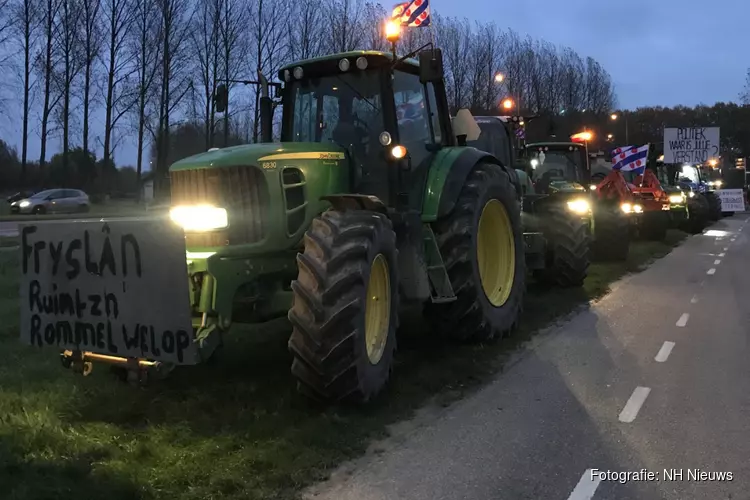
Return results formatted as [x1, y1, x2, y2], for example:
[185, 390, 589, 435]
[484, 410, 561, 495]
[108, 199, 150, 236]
[611, 144, 649, 173]
[515, 127, 525, 139]
[392, 0, 431, 27]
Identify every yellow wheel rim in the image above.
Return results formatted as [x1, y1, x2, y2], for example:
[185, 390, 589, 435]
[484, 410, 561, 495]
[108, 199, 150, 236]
[477, 199, 516, 307]
[365, 254, 391, 365]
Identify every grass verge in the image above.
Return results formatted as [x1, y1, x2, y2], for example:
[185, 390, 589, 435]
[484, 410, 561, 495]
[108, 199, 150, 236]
[0, 230, 686, 500]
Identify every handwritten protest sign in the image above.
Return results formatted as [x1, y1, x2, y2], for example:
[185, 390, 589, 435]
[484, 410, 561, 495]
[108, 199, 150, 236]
[18, 219, 198, 364]
[715, 189, 745, 212]
[663, 127, 720, 164]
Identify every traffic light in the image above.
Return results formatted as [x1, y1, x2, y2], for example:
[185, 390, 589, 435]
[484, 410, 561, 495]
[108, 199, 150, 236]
[213, 84, 228, 113]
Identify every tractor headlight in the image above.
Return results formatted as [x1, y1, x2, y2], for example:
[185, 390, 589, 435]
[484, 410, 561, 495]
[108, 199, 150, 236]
[170, 205, 228, 232]
[567, 198, 590, 214]
[391, 145, 407, 159]
[669, 194, 684, 204]
[633, 204, 643, 213]
[589, 184, 597, 190]
[688, 191, 695, 198]
[621, 202, 633, 214]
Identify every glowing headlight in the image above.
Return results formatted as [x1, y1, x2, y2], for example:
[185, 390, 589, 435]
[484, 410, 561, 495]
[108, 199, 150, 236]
[19, 200, 30, 208]
[633, 204, 643, 213]
[688, 191, 695, 198]
[567, 198, 590, 214]
[589, 184, 597, 190]
[713, 180, 723, 188]
[668, 194, 684, 204]
[621, 203, 632, 214]
[170, 205, 228, 232]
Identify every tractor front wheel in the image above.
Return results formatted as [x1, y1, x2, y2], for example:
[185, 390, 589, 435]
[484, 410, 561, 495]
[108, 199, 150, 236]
[425, 162, 526, 342]
[683, 198, 709, 234]
[536, 205, 590, 287]
[640, 211, 668, 241]
[592, 205, 630, 261]
[705, 192, 722, 221]
[288, 209, 399, 403]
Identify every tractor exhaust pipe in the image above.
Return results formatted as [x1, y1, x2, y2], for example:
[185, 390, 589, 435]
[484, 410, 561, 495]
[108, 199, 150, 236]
[258, 70, 273, 143]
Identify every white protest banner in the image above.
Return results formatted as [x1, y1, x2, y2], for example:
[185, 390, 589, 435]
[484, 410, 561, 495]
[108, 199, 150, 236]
[715, 189, 745, 212]
[18, 219, 199, 364]
[663, 127, 720, 164]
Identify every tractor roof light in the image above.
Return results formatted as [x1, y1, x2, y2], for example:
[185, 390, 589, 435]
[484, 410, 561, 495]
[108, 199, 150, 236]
[292, 66, 304, 79]
[338, 58, 350, 72]
[385, 20, 401, 42]
[356, 56, 368, 70]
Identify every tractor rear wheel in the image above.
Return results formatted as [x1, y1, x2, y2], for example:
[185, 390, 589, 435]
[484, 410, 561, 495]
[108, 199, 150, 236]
[592, 205, 629, 261]
[640, 211, 668, 241]
[424, 162, 526, 342]
[705, 192, 722, 221]
[536, 205, 590, 287]
[683, 198, 709, 234]
[288, 209, 399, 403]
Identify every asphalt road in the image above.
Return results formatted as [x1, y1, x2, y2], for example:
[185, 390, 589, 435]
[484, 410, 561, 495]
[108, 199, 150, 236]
[306, 214, 750, 500]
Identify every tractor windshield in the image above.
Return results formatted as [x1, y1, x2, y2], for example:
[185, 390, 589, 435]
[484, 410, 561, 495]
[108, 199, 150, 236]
[286, 70, 384, 153]
[469, 120, 513, 166]
[679, 165, 701, 184]
[526, 146, 586, 193]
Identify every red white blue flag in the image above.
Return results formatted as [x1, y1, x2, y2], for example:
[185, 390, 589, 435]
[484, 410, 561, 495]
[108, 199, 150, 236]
[392, 0, 431, 27]
[612, 144, 649, 173]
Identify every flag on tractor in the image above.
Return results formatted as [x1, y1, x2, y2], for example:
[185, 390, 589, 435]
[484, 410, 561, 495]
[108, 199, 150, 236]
[612, 144, 649, 173]
[515, 126, 525, 140]
[392, 0, 431, 27]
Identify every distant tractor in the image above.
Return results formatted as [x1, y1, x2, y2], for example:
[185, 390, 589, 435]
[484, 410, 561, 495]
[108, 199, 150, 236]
[54, 40, 528, 403]
[675, 163, 722, 221]
[468, 118, 592, 286]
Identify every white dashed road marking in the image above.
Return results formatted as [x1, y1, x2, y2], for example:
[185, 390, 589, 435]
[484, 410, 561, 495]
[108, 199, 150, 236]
[619, 387, 651, 423]
[567, 470, 601, 500]
[724, 247, 729, 251]
[691, 295, 698, 304]
[676, 313, 690, 327]
[707, 268, 716, 275]
[655, 341, 676, 362]
[719, 252, 725, 257]
[714, 259, 722, 265]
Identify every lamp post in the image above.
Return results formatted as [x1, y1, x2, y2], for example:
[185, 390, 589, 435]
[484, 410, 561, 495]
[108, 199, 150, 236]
[610, 112, 629, 144]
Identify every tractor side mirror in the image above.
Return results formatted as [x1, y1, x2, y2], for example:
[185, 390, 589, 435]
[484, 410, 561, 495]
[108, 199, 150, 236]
[214, 84, 228, 113]
[418, 48, 444, 84]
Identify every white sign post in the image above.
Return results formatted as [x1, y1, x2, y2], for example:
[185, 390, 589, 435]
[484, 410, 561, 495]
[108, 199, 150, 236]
[715, 189, 745, 212]
[18, 219, 199, 364]
[663, 127, 720, 164]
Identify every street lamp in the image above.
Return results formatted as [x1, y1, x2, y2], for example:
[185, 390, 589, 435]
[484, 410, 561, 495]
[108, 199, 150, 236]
[494, 72, 505, 83]
[610, 112, 629, 144]
[502, 98, 514, 110]
[607, 133, 614, 142]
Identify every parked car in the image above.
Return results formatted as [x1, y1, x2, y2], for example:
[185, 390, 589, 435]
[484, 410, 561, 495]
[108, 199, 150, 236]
[9, 188, 90, 215]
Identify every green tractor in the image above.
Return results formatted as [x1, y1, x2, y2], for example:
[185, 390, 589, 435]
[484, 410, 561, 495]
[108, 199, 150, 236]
[151, 48, 529, 402]
[467, 118, 594, 285]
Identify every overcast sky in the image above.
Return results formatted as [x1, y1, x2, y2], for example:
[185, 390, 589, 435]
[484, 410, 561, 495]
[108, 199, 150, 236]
[5, 0, 749, 169]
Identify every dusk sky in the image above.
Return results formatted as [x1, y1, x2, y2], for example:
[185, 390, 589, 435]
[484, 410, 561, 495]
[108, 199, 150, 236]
[5, 0, 749, 169]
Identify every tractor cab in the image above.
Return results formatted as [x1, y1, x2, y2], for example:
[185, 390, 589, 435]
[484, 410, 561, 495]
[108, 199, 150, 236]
[279, 50, 452, 208]
[521, 142, 589, 196]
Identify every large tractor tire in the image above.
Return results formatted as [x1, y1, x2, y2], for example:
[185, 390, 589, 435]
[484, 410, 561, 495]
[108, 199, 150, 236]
[683, 198, 709, 234]
[640, 211, 668, 241]
[592, 205, 630, 261]
[424, 162, 526, 343]
[536, 205, 590, 287]
[705, 192, 722, 221]
[288, 209, 399, 403]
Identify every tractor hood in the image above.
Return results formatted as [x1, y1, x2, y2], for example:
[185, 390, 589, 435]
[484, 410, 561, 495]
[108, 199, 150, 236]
[544, 180, 587, 194]
[170, 142, 347, 171]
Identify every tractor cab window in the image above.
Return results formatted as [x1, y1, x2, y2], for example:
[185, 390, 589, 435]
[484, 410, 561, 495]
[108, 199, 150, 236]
[527, 146, 585, 194]
[287, 71, 384, 161]
[679, 165, 700, 184]
[469, 120, 512, 166]
[393, 71, 431, 167]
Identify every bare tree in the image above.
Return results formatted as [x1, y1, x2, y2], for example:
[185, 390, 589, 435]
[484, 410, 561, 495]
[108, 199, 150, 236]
[740, 69, 750, 105]
[12, 0, 41, 182]
[37, 0, 62, 168]
[218, 0, 248, 145]
[129, 0, 160, 190]
[359, 2, 388, 52]
[323, 0, 364, 53]
[101, 0, 136, 168]
[79, 0, 101, 157]
[190, 0, 221, 149]
[154, 0, 193, 196]
[287, 0, 326, 60]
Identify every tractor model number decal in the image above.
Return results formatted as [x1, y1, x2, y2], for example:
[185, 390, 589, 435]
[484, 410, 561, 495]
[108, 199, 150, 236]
[319, 152, 344, 160]
[262, 161, 277, 170]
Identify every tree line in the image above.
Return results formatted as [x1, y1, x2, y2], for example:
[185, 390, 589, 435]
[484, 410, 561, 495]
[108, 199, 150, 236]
[0, 0, 620, 195]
